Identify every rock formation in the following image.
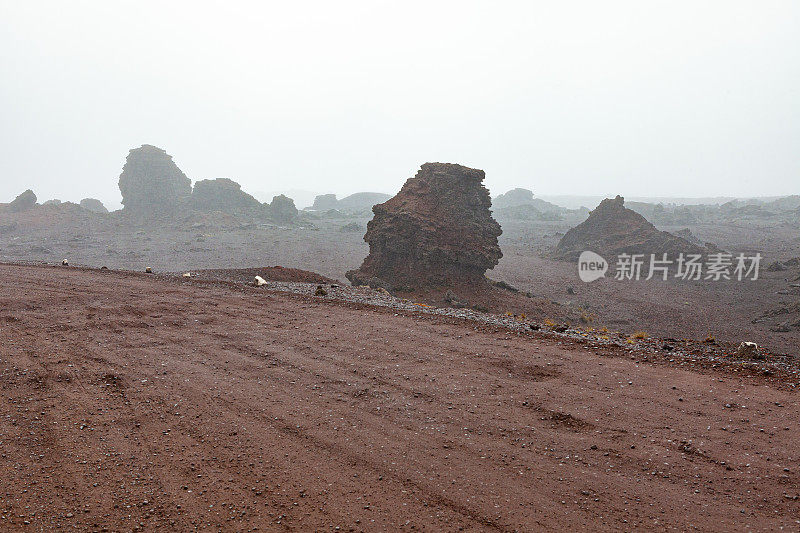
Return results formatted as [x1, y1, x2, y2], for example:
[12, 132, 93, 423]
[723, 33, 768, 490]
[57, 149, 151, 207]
[268, 194, 298, 223]
[493, 188, 535, 209]
[118, 145, 191, 214]
[310, 194, 338, 211]
[9, 190, 37, 212]
[346, 163, 502, 290]
[554, 195, 705, 261]
[79, 198, 109, 214]
[190, 178, 263, 217]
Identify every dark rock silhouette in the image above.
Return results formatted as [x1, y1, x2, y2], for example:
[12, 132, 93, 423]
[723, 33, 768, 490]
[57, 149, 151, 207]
[191, 178, 263, 217]
[9, 190, 37, 212]
[79, 198, 109, 214]
[554, 195, 705, 261]
[346, 163, 502, 290]
[118, 145, 191, 214]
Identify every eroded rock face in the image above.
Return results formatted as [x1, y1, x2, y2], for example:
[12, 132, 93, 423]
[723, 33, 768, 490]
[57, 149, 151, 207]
[118, 145, 191, 214]
[346, 162, 502, 290]
[191, 178, 263, 216]
[554, 195, 705, 261]
[268, 194, 298, 223]
[9, 190, 37, 212]
[79, 198, 109, 214]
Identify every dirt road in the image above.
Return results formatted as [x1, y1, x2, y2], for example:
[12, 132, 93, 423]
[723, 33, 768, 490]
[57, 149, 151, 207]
[0, 264, 798, 531]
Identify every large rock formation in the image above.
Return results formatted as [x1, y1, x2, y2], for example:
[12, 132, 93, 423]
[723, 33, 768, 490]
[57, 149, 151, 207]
[268, 194, 298, 223]
[554, 195, 705, 261]
[79, 198, 109, 214]
[118, 145, 191, 214]
[9, 190, 37, 212]
[346, 163, 502, 290]
[190, 178, 263, 217]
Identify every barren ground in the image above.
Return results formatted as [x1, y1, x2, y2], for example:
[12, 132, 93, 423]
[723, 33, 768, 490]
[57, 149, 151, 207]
[1, 264, 798, 531]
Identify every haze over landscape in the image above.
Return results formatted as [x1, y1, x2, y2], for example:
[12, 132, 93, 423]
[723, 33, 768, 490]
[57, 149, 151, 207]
[2, 2, 800, 531]
[1, 0, 798, 208]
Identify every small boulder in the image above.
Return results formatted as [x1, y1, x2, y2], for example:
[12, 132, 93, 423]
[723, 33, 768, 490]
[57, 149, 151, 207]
[736, 342, 763, 359]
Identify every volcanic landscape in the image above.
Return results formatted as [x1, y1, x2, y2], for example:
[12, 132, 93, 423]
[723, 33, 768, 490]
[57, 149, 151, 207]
[0, 146, 799, 531]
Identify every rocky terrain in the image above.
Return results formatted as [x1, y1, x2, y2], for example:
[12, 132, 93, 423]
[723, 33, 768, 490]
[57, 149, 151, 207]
[0, 263, 798, 531]
[347, 162, 503, 291]
[554, 195, 707, 261]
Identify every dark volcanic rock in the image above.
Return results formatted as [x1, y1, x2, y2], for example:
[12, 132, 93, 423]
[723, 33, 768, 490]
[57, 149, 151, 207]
[554, 195, 705, 261]
[9, 190, 37, 212]
[79, 198, 109, 214]
[268, 194, 298, 223]
[118, 145, 191, 214]
[191, 178, 263, 217]
[346, 162, 502, 289]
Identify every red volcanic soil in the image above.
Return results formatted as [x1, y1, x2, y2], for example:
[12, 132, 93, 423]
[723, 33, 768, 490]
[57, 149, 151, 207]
[0, 264, 798, 531]
[186, 265, 335, 285]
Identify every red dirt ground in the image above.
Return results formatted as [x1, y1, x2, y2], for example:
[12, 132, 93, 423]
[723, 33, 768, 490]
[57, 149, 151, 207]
[0, 264, 798, 531]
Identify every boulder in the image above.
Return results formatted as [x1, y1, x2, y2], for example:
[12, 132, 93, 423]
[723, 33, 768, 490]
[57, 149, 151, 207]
[9, 190, 37, 212]
[118, 145, 191, 214]
[268, 194, 298, 223]
[735, 341, 763, 359]
[554, 195, 705, 261]
[191, 178, 263, 217]
[79, 198, 109, 214]
[346, 162, 502, 289]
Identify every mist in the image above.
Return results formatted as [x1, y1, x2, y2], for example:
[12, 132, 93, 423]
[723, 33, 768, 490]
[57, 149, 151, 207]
[1, 0, 798, 208]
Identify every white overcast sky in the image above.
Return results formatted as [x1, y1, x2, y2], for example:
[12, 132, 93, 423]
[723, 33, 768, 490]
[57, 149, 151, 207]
[1, 0, 798, 208]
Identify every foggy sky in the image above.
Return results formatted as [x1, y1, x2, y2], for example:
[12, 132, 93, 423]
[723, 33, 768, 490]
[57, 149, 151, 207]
[1, 1, 798, 209]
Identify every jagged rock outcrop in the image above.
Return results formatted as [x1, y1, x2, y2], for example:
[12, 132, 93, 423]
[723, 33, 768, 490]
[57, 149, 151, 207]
[9, 190, 37, 212]
[268, 194, 298, 223]
[79, 198, 109, 214]
[310, 194, 338, 211]
[42, 199, 62, 206]
[118, 145, 191, 214]
[346, 163, 502, 290]
[554, 195, 705, 261]
[191, 178, 263, 217]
